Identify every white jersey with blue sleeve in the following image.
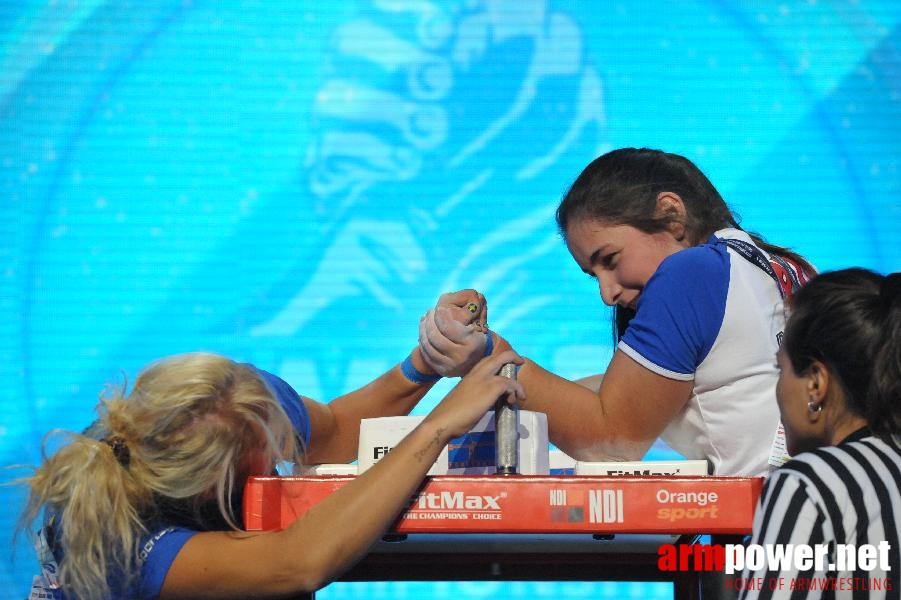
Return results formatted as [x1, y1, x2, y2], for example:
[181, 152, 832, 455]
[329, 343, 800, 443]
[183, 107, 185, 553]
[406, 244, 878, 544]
[618, 228, 790, 476]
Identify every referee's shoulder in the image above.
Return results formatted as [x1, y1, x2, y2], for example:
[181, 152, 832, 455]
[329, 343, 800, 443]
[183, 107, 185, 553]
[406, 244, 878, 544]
[770, 445, 852, 481]
[772, 438, 889, 481]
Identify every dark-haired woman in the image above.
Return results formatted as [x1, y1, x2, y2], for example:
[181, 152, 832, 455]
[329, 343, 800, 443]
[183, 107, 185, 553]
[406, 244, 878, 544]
[420, 148, 814, 476]
[739, 268, 900, 599]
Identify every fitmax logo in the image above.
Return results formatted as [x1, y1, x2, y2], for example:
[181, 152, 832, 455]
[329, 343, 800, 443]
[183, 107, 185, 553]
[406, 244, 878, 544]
[412, 491, 503, 510]
[605, 469, 683, 476]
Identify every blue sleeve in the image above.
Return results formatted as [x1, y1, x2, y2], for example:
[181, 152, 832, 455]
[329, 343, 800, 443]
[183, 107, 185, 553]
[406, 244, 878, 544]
[138, 527, 196, 598]
[619, 243, 729, 377]
[252, 366, 312, 445]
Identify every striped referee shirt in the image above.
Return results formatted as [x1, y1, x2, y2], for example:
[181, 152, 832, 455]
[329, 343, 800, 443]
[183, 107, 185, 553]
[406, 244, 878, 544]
[740, 429, 900, 599]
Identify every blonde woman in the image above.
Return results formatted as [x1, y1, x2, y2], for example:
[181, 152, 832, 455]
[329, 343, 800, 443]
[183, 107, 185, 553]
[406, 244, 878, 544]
[20, 344, 521, 599]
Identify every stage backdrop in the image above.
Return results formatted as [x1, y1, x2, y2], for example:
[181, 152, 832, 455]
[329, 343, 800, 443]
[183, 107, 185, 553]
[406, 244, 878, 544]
[2, 1, 899, 597]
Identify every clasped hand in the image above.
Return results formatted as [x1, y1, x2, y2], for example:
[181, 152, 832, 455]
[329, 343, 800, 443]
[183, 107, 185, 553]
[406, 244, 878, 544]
[418, 290, 490, 377]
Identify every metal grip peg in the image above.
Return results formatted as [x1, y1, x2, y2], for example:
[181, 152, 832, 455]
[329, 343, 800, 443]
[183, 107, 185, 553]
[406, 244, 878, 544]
[495, 363, 519, 475]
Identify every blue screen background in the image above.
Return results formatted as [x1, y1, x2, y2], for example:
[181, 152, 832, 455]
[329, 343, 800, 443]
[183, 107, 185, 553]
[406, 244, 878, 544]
[2, 1, 900, 597]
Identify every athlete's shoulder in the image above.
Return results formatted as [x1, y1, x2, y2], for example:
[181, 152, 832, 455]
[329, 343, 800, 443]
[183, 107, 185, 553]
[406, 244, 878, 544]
[656, 235, 730, 280]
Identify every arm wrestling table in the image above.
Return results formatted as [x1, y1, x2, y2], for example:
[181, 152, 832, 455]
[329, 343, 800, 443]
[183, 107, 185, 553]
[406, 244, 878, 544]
[243, 475, 762, 600]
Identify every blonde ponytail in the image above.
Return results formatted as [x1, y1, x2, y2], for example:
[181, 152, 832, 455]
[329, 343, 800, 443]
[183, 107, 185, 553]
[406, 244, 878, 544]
[20, 430, 150, 600]
[18, 352, 305, 599]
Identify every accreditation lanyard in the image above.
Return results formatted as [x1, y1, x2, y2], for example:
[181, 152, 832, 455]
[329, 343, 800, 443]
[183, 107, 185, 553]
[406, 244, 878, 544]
[720, 237, 809, 300]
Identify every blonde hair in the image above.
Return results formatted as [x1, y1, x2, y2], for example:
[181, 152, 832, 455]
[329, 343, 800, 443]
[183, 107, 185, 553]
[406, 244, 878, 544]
[18, 352, 303, 600]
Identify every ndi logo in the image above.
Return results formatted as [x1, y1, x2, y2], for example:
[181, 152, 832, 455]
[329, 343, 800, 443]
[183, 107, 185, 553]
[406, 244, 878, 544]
[549, 489, 567, 505]
[588, 489, 624, 524]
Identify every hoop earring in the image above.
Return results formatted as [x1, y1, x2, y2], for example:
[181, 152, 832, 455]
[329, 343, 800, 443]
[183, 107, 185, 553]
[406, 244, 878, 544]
[807, 401, 822, 414]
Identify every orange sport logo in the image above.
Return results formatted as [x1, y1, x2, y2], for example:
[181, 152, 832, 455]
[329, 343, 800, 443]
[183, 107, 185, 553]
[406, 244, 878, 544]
[655, 487, 720, 522]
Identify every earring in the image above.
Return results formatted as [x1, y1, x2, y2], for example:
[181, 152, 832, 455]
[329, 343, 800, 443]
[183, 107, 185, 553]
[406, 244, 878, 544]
[807, 401, 822, 414]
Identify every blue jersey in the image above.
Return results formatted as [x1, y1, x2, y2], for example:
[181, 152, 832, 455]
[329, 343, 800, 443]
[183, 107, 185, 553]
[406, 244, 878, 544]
[30, 366, 311, 600]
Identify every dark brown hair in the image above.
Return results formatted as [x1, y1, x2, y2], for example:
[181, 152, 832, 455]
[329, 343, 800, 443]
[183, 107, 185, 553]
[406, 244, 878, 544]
[556, 148, 815, 341]
[783, 268, 901, 438]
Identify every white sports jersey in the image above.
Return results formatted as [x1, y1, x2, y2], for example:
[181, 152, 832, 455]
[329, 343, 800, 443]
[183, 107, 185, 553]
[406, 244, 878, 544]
[618, 228, 794, 476]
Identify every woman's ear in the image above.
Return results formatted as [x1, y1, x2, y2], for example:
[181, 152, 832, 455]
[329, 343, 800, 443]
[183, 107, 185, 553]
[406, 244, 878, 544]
[805, 361, 831, 418]
[656, 192, 687, 241]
